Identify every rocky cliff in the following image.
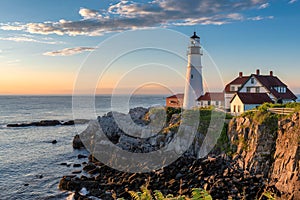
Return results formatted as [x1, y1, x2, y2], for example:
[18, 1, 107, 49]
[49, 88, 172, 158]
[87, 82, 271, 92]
[63, 107, 300, 199]
[228, 111, 300, 199]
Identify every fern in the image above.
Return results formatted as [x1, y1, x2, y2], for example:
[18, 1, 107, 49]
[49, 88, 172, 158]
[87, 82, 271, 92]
[154, 190, 165, 200]
[191, 188, 212, 200]
[129, 191, 142, 200]
[129, 186, 212, 200]
[166, 194, 175, 199]
[140, 186, 153, 200]
[259, 191, 276, 200]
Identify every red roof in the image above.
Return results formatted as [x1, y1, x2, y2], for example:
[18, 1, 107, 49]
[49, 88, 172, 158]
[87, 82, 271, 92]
[197, 92, 224, 101]
[166, 93, 184, 99]
[224, 76, 249, 93]
[253, 75, 297, 100]
[231, 93, 273, 104]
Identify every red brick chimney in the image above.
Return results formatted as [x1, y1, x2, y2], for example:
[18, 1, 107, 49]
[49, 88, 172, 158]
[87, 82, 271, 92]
[239, 72, 243, 78]
[270, 71, 273, 76]
[256, 69, 260, 75]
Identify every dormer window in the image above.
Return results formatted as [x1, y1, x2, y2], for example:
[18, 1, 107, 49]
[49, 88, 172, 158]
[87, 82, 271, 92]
[230, 86, 235, 91]
[251, 77, 254, 84]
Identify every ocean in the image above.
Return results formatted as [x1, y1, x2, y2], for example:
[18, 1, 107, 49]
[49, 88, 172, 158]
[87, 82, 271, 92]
[0, 95, 166, 200]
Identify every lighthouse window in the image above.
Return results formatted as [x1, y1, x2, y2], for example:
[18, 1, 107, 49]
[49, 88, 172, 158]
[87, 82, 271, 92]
[191, 74, 193, 79]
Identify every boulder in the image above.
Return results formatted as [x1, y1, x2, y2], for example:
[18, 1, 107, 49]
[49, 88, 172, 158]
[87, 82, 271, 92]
[73, 135, 85, 149]
[78, 154, 87, 159]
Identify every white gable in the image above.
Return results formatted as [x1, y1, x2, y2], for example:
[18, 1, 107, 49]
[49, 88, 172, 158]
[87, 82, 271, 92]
[239, 76, 268, 93]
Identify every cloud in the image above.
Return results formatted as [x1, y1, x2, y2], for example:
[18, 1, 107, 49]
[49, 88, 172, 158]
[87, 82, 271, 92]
[79, 8, 105, 19]
[43, 47, 96, 56]
[288, 0, 297, 4]
[258, 3, 270, 9]
[248, 15, 274, 21]
[0, 35, 63, 44]
[5, 59, 21, 65]
[173, 13, 245, 26]
[0, 0, 271, 36]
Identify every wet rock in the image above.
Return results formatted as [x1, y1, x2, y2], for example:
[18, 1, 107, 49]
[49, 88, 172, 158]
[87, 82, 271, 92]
[60, 163, 68, 166]
[83, 163, 96, 172]
[62, 120, 75, 125]
[73, 135, 85, 149]
[36, 174, 43, 179]
[78, 154, 87, 159]
[73, 164, 81, 168]
[7, 120, 61, 127]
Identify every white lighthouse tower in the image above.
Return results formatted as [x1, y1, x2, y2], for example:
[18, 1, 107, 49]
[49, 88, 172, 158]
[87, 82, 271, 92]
[183, 32, 204, 109]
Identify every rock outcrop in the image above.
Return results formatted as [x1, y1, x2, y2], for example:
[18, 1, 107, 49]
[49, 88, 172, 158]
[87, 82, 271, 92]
[228, 116, 277, 177]
[228, 112, 300, 199]
[64, 108, 300, 199]
[269, 112, 300, 199]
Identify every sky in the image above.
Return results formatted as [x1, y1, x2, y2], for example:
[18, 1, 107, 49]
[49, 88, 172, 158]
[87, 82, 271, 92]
[0, 0, 299, 95]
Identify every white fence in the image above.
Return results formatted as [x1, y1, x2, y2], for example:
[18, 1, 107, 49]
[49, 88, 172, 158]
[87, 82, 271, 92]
[267, 108, 295, 115]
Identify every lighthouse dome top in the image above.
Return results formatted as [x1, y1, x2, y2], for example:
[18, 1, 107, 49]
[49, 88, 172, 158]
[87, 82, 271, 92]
[191, 32, 200, 39]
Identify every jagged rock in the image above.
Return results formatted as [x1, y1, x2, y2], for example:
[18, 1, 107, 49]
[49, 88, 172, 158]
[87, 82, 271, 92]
[73, 135, 85, 149]
[59, 155, 266, 199]
[228, 116, 276, 176]
[62, 107, 300, 199]
[269, 112, 300, 199]
[129, 107, 149, 124]
[228, 112, 300, 199]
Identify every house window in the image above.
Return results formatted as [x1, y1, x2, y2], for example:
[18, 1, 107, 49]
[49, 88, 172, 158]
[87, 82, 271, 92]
[251, 77, 254, 84]
[238, 105, 241, 112]
[231, 86, 235, 91]
[191, 74, 193, 79]
[233, 105, 236, 112]
[256, 87, 260, 93]
[216, 101, 219, 106]
[169, 100, 177, 104]
[208, 101, 211, 106]
[283, 87, 286, 93]
[247, 87, 251, 93]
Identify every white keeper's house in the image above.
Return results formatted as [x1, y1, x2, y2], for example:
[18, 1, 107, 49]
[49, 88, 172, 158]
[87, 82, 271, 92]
[228, 69, 297, 114]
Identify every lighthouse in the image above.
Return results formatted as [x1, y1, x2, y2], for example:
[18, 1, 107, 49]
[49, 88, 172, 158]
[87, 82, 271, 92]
[183, 32, 204, 109]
